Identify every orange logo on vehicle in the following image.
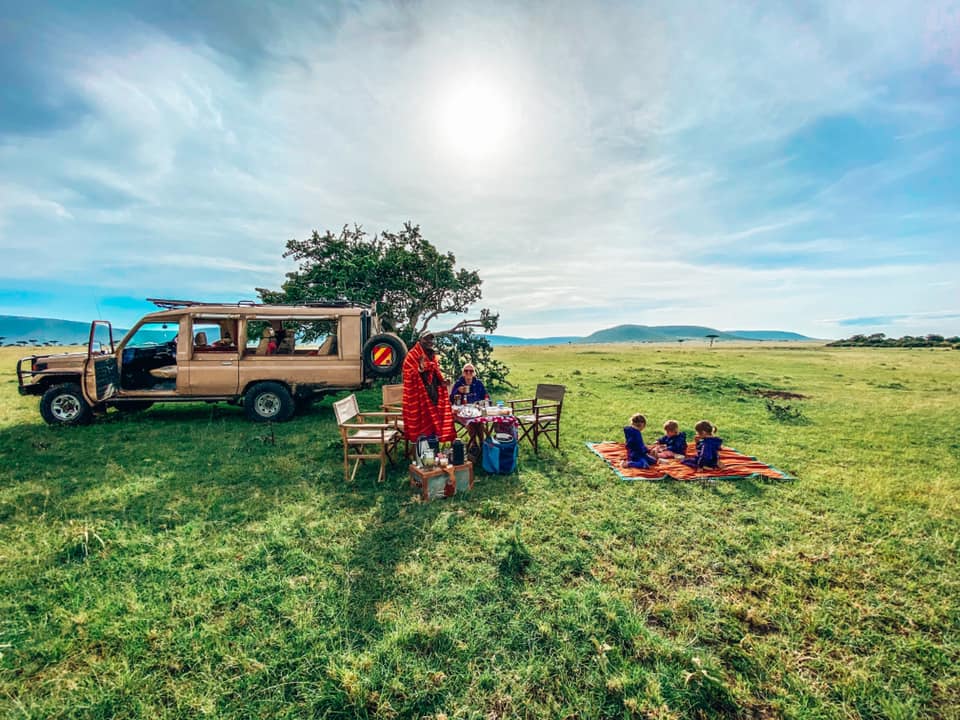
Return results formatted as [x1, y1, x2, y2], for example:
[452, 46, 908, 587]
[373, 345, 393, 366]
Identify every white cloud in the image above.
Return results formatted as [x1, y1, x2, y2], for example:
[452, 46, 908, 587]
[1, 0, 958, 337]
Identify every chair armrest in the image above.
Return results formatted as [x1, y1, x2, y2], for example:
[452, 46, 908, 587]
[508, 398, 535, 412]
[340, 422, 397, 430]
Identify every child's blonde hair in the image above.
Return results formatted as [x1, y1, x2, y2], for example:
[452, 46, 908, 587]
[663, 419, 680, 433]
[630, 413, 646, 427]
[694, 420, 715, 435]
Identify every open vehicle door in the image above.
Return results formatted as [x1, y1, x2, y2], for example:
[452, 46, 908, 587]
[83, 320, 119, 403]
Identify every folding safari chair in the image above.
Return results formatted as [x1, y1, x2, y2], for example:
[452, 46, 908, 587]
[508, 383, 566, 453]
[333, 394, 403, 482]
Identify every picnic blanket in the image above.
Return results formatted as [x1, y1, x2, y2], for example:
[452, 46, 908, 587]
[587, 441, 794, 482]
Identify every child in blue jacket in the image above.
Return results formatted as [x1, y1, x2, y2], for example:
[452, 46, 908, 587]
[620, 413, 658, 469]
[681, 420, 722, 469]
[650, 419, 687, 459]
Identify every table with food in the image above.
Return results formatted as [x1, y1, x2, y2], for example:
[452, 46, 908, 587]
[452, 402, 518, 457]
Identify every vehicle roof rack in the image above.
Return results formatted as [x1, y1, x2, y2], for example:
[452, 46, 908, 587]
[147, 298, 236, 309]
[147, 297, 371, 310]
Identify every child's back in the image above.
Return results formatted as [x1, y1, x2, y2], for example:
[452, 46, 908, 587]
[682, 435, 722, 468]
[622, 414, 657, 469]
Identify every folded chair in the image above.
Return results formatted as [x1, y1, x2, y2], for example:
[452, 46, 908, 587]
[333, 394, 402, 482]
[508, 383, 566, 454]
[379, 383, 408, 457]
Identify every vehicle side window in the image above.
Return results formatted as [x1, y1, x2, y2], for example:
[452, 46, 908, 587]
[243, 318, 339, 357]
[193, 319, 237, 354]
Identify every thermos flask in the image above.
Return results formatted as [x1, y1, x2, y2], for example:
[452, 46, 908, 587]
[451, 439, 465, 466]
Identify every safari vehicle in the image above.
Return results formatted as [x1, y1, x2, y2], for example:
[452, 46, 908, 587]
[17, 299, 407, 425]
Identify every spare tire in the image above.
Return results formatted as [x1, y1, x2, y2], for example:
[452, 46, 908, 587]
[362, 334, 407, 378]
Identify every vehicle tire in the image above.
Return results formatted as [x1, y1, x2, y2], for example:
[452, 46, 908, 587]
[244, 382, 295, 423]
[362, 334, 407, 378]
[114, 401, 154, 413]
[40, 383, 93, 426]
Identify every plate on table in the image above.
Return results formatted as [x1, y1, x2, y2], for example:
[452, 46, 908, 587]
[455, 405, 481, 419]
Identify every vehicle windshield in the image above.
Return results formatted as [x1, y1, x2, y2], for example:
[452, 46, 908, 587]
[126, 323, 179, 348]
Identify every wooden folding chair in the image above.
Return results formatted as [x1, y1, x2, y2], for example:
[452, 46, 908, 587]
[380, 383, 408, 457]
[333, 394, 402, 482]
[508, 384, 566, 454]
[380, 383, 404, 413]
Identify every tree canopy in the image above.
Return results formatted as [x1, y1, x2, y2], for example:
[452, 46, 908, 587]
[257, 223, 511, 386]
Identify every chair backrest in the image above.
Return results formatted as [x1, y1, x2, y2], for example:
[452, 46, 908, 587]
[333, 394, 359, 426]
[535, 383, 566, 405]
[382, 383, 403, 407]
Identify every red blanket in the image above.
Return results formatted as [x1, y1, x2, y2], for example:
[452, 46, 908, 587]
[588, 441, 793, 481]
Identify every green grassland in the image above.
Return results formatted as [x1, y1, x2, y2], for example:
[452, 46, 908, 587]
[1, 343, 957, 719]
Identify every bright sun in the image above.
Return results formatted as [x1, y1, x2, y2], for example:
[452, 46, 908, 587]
[437, 77, 513, 162]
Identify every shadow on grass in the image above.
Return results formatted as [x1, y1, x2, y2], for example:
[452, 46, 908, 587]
[323, 458, 524, 638]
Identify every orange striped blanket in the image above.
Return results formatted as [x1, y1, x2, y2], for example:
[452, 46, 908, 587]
[587, 441, 793, 481]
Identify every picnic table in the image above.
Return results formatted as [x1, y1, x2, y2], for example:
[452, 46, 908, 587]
[452, 405, 518, 457]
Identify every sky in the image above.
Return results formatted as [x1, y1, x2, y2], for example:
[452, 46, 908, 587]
[1, 0, 959, 339]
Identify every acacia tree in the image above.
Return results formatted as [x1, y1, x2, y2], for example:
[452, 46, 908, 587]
[256, 223, 511, 387]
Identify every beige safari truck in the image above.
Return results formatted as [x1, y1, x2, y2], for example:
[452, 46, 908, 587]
[17, 299, 407, 425]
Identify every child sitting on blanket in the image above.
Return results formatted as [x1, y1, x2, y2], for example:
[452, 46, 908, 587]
[620, 413, 658, 469]
[681, 420, 722, 469]
[649, 419, 687, 458]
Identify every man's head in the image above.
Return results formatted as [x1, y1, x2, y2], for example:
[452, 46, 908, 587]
[420, 332, 436, 351]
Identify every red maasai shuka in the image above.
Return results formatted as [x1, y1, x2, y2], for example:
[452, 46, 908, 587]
[401, 342, 455, 443]
[588, 441, 793, 481]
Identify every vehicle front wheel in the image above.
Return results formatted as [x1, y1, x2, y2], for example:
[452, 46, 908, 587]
[244, 382, 295, 423]
[40, 383, 93, 426]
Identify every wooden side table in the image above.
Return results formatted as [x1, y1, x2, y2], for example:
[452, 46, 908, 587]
[409, 461, 474, 501]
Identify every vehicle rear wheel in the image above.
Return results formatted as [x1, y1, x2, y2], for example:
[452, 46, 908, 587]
[362, 333, 407, 378]
[244, 382, 295, 422]
[40, 383, 93, 426]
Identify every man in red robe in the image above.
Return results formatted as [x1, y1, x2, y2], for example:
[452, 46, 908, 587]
[402, 332, 455, 443]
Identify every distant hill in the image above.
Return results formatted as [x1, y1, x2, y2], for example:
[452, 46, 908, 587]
[487, 324, 814, 345]
[580, 324, 745, 343]
[485, 335, 580, 347]
[724, 330, 813, 341]
[0, 316, 102, 346]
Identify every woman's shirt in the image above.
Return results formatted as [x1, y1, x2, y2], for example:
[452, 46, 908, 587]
[449, 376, 487, 404]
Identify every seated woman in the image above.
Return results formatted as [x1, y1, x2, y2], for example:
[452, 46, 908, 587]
[449, 363, 487, 453]
[449, 363, 487, 405]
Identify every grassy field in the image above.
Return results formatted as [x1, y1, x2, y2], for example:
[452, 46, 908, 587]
[1, 343, 957, 719]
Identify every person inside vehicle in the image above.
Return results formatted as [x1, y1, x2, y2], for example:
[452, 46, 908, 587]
[213, 327, 236, 349]
[256, 326, 277, 355]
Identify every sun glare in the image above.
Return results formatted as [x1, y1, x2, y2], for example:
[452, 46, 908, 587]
[436, 77, 513, 163]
